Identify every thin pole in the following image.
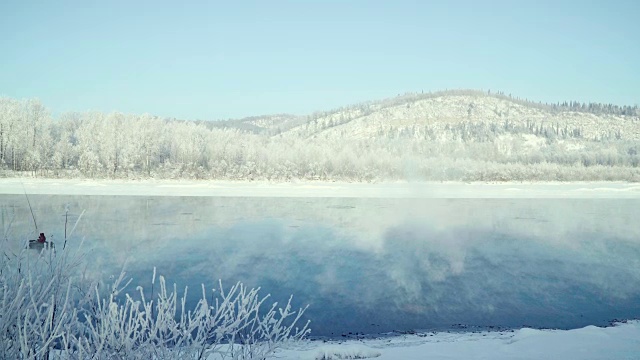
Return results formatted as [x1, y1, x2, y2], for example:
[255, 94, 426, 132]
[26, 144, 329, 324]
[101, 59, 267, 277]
[22, 183, 38, 232]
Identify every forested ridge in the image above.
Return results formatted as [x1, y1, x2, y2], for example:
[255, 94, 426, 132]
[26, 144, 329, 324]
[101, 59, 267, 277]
[1, 90, 639, 182]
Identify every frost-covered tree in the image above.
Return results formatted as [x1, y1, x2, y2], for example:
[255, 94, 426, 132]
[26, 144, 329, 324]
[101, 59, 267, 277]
[134, 114, 164, 175]
[51, 113, 80, 171]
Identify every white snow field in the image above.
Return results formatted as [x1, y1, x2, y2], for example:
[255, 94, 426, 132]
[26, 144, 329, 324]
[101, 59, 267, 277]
[275, 321, 640, 360]
[1, 178, 639, 198]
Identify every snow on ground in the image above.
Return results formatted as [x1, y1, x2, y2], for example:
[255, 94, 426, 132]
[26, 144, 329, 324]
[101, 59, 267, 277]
[1, 178, 639, 198]
[276, 321, 640, 360]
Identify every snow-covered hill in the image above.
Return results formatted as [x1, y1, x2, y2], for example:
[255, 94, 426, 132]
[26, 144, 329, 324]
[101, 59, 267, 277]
[210, 113, 304, 135]
[278, 92, 640, 142]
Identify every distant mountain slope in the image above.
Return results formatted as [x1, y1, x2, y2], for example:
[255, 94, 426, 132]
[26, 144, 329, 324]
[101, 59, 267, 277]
[278, 92, 640, 142]
[208, 113, 304, 135]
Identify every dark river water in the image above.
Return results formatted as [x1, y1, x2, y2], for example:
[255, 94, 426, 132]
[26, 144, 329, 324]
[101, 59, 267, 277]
[2, 195, 640, 337]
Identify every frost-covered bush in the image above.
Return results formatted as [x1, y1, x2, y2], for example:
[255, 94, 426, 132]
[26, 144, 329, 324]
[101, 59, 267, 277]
[315, 345, 381, 360]
[0, 234, 310, 359]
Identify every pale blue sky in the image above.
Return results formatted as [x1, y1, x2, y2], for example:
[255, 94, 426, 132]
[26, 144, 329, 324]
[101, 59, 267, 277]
[1, 0, 638, 120]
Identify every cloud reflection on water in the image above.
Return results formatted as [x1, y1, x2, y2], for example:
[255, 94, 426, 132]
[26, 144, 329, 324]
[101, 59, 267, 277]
[2, 195, 639, 336]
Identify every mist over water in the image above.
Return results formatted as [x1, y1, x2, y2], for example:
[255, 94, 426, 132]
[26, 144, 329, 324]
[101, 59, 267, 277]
[2, 194, 640, 337]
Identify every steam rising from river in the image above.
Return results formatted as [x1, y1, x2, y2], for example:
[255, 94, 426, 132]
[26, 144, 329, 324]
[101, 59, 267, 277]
[2, 194, 640, 336]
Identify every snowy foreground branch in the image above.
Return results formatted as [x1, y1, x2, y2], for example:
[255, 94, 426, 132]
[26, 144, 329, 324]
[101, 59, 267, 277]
[0, 238, 310, 359]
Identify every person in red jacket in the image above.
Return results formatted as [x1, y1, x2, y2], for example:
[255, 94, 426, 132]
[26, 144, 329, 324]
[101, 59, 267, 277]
[28, 232, 51, 249]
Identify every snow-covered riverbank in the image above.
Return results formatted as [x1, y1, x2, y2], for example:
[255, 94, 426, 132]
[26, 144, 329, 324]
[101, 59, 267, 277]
[1, 178, 639, 198]
[277, 321, 640, 360]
